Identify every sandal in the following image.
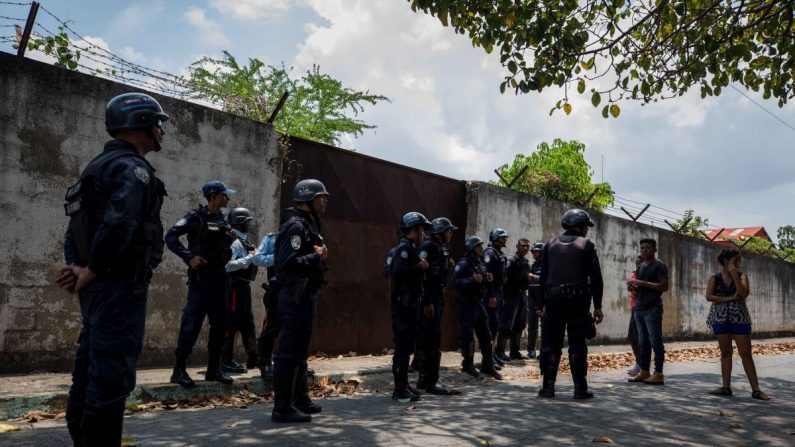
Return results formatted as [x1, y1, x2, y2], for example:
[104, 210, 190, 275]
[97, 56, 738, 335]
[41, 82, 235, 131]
[751, 390, 771, 400]
[708, 386, 733, 396]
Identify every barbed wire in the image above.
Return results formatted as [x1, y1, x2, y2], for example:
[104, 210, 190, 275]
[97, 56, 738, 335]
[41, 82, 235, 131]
[0, 1, 33, 5]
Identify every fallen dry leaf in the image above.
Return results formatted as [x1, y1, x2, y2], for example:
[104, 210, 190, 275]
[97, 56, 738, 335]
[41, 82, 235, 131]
[592, 435, 615, 444]
[120, 437, 138, 446]
[226, 420, 251, 428]
[728, 423, 742, 430]
[719, 410, 735, 417]
[55, 412, 66, 420]
[125, 403, 141, 412]
[479, 438, 490, 446]
[448, 389, 463, 396]
[0, 423, 20, 433]
[405, 405, 416, 411]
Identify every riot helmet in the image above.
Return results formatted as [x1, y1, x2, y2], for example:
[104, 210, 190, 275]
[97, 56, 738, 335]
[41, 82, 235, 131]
[105, 92, 169, 151]
[293, 179, 330, 202]
[561, 208, 595, 229]
[465, 236, 485, 253]
[431, 217, 457, 234]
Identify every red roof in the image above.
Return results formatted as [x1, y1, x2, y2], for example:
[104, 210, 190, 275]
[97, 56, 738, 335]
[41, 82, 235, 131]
[704, 227, 771, 243]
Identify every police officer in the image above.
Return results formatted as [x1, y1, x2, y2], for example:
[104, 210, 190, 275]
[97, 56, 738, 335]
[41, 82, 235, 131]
[538, 209, 604, 399]
[484, 228, 509, 366]
[253, 231, 278, 380]
[221, 208, 260, 374]
[56, 92, 168, 446]
[504, 238, 532, 360]
[389, 212, 432, 403]
[271, 179, 329, 423]
[415, 217, 457, 395]
[166, 181, 237, 387]
[527, 242, 544, 359]
[452, 237, 503, 380]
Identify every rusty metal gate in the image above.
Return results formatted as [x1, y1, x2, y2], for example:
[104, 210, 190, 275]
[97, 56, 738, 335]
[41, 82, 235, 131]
[279, 137, 468, 354]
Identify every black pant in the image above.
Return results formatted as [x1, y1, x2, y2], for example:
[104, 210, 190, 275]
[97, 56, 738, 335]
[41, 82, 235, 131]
[258, 282, 281, 366]
[272, 285, 317, 375]
[487, 290, 503, 341]
[417, 294, 444, 355]
[540, 293, 591, 358]
[500, 291, 527, 335]
[458, 298, 492, 354]
[174, 271, 228, 367]
[66, 278, 148, 447]
[391, 294, 419, 390]
[223, 279, 257, 363]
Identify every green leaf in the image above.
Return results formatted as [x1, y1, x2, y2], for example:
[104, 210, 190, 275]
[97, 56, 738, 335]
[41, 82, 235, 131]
[601, 105, 609, 118]
[609, 104, 620, 118]
[577, 78, 585, 94]
[591, 91, 601, 107]
[508, 60, 518, 73]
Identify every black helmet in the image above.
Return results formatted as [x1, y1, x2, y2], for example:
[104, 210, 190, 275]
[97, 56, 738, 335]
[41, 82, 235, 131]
[105, 92, 169, 136]
[489, 228, 509, 242]
[431, 217, 457, 234]
[401, 211, 432, 232]
[562, 208, 595, 229]
[465, 236, 485, 253]
[531, 242, 545, 252]
[228, 208, 253, 225]
[293, 179, 330, 202]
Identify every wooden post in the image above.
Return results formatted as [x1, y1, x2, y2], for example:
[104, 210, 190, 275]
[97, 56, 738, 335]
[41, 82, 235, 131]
[506, 165, 529, 188]
[266, 90, 290, 124]
[16, 1, 40, 58]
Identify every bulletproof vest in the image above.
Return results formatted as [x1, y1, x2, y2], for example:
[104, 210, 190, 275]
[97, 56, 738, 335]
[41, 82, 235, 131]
[456, 255, 487, 301]
[483, 246, 508, 286]
[545, 235, 589, 286]
[187, 208, 233, 271]
[289, 214, 328, 290]
[422, 239, 451, 287]
[505, 254, 531, 293]
[64, 148, 165, 272]
[390, 238, 424, 296]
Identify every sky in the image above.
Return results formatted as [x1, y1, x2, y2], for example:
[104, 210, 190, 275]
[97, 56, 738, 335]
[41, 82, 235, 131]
[2, 0, 794, 241]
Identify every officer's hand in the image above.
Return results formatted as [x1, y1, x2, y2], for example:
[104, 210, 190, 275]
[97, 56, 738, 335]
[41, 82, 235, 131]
[486, 272, 494, 282]
[473, 273, 483, 283]
[248, 247, 257, 255]
[423, 304, 434, 318]
[488, 297, 497, 308]
[536, 308, 543, 318]
[314, 245, 328, 261]
[56, 265, 81, 293]
[593, 308, 604, 324]
[74, 268, 97, 293]
[189, 256, 207, 268]
[419, 259, 429, 270]
[540, 306, 547, 319]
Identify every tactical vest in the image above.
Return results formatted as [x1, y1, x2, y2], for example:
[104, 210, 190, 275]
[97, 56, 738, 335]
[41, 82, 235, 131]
[456, 256, 487, 301]
[505, 254, 531, 293]
[390, 239, 424, 297]
[422, 239, 451, 287]
[545, 235, 589, 286]
[187, 208, 233, 271]
[483, 246, 508, 286]
[229, 239, 258, 282]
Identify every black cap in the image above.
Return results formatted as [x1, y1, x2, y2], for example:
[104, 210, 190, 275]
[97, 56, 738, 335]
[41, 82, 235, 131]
[202, 180, 236, 198]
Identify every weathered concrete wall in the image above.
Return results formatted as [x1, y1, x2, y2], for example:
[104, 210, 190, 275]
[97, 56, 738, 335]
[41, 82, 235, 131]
[0, 52, 283, 372]
[465, 182, 795, 342]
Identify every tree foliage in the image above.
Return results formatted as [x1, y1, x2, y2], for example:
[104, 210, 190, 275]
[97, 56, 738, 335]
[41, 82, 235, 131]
[408, 0, 795, 117]
[495, 139, 614, 211]
[672, 208, 709, 238]
[187, 51, 389, 145]
[17, 26, 81, 70]
[777, 225, 795, 250]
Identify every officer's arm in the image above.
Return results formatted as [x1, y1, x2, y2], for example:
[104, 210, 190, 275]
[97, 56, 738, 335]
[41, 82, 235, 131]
[278, 223, 322, 276]
[225, 240, 254, 272]
[64, 227, 79, 266]
[86, 161, 147, 274]
[251, 234, 275, 267]
[165, 213, 196, 265]
[451, 261, 474, 288]
[392, 247, 423, 281]
[147, 226, 165, 273]
[586, 242, 604, 309]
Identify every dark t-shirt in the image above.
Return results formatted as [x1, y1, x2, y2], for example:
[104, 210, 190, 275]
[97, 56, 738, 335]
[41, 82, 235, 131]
[635, 259, 669, 311]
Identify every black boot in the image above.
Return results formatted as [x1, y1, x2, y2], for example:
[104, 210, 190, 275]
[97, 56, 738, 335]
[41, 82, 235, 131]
[243, 333, 259, 370]
[495, 334, 511, 362]
[538, 354, 560, 398]
[527, 333, 538, 358]
[509, 333, 528, 360]
[415, 351, 428, 389]
[81, 400, 125, 447]
[170, 357, 195, 388]
[479, 343, 503, 380]
[272, 368, 312, 423]
[570, 354, 594, 399]
[424, 350, 449, 395]
[293, 361, 322, 414]
[221, 333, 247, 374]
[392, 361, 421, 403]
[205, 362, 234, 384]
[461, 345, 481, 378]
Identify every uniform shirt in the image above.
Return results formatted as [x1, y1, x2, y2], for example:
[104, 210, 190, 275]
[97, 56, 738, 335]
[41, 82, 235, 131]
[274, 207, 326, 288]
[482, 245, 508, 287]
[165, 205, 233, 271]
[390, 237, 425, 299]
[634, 259, 668, 311]
[420, 236, 452, 305]
[63, 139, 165, 278]
[451, 254, 487, 302]
[540, 230, 604, 309]
[504, 252, 531, 295]
[226, 236, 255, 272]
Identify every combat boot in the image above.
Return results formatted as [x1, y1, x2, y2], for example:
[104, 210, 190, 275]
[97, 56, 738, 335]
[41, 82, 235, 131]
[570, 354, 594, 399]
[509, 333, 528, 360]
[423, 351, 449, 395]
[479, 343, 503, 380]
[205, 363, 234, 384]
[392, 362, 421, 403]
[293, 362, 322, 414]
[538, 354, 560, 398]
[415, 351, 428, 389]
[461, 346, 481, 378]
[243, 333, 259, 370]
[260, 359, 274, 380]
[221, 334, 246, 374]
[272, 368, 312, 423]
[495, 334, 511, 363]
[170, 358, 195, 388]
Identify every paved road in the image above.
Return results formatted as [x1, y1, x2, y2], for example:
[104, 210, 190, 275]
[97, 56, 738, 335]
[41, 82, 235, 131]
[3, 354, 793, 446]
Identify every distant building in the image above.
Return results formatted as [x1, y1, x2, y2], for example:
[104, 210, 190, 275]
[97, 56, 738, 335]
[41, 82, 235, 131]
[704, 227, 772, 248]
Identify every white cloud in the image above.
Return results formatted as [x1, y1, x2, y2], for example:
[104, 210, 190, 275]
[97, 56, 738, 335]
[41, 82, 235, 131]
[184, 7, 230, 46]
[209, 0, 293, 20]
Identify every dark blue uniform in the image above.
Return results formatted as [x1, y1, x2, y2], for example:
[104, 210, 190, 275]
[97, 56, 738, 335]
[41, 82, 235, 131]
[527, 258, 543, 355]
[64, 139, 165, 446]
[451, 254, 493, 370]
[165, 205, 233, 371]
[482, 245, 507, 340]
[415, 236, 452, 388]
[539, 231, 603, 395]
[503, 252, 531, 354]
[389, 237, 425, 393]
[273, 207, 326, 377]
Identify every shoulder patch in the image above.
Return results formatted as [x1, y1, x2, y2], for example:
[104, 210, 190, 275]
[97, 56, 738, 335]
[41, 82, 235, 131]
[386, 256, 393, 265]
[484, 255, 491, 264]
[454, 265, 461, 272]
[175, 218, 187, 227]
[400, 250, 408, 259]
[290, 234, 302, 250]
[420, 250, 428, 260]
[134, 166, 150, 185]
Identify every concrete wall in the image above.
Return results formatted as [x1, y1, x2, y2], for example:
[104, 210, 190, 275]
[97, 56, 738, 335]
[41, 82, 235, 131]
[0, 53, 283, 372]
[464, 182, 795, 342]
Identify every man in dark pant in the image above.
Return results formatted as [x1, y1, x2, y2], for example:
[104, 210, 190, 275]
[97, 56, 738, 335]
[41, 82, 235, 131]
[527, 242, 544, 359]
[538, 209, 604, 399]
[56, 92, 168, 446]
[257, 277, 280, 378]
[271, 179, 329, 423]
[503, 238, 532, 360]
[483, 229, 509, 367]
[166, 181, 237, 387]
